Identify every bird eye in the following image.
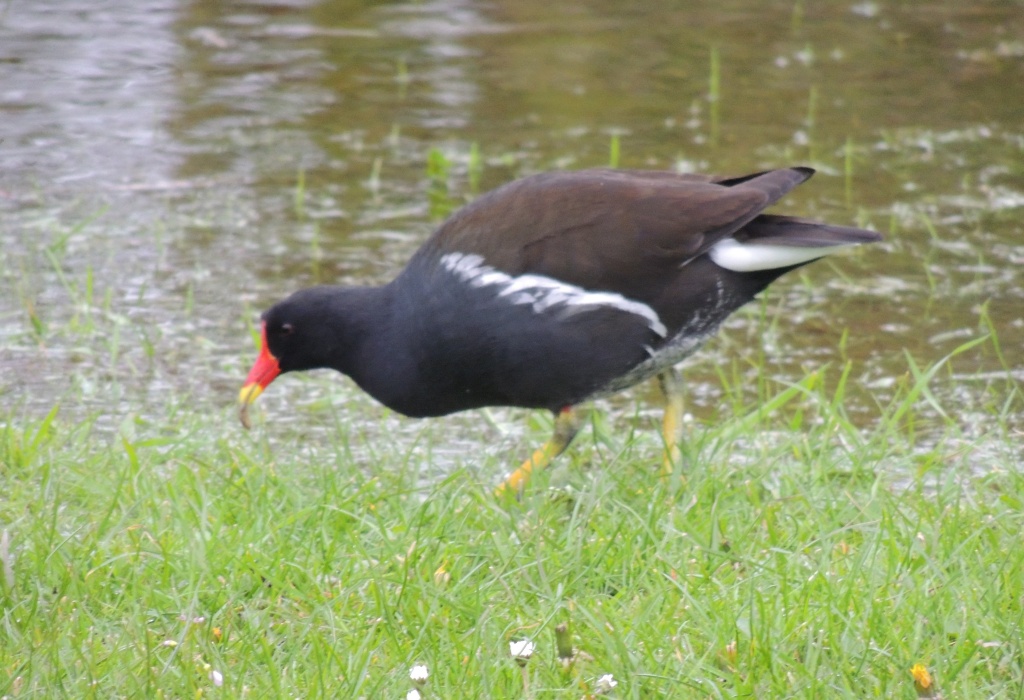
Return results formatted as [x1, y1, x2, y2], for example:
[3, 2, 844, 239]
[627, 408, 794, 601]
[280, 323, 294, 336]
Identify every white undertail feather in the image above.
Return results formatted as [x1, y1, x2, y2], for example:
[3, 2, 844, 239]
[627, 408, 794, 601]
[440, 252, 668, 337]
[708, 238, 860, 273]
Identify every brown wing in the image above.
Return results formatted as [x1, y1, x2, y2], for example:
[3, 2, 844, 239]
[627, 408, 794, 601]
[421, 167, 813, 296]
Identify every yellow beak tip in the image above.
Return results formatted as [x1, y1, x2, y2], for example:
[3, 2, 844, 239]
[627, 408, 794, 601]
[239, 383, 264, 405]
[238, 383, 264, 430]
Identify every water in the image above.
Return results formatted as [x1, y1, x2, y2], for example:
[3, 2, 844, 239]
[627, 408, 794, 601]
[1, 0, 1021, 456]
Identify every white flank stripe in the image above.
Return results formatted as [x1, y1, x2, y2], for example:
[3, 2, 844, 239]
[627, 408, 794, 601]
[708, 238, 858, 272]
[440, 253, 667, 337]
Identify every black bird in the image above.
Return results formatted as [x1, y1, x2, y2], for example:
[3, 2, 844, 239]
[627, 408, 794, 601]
[239, 167, 881, 494]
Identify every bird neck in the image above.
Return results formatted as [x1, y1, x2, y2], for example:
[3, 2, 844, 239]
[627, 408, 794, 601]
[320, 283, 420, 411]
[321, 284, 395, 369]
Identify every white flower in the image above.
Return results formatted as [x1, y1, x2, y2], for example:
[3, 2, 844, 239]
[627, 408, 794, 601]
[209, 669, 224, 687]
[595, 673, 618, 694]
[509, 639, 536, 664]
[409, 663, 429, 686]
[406, 689, 422, 700]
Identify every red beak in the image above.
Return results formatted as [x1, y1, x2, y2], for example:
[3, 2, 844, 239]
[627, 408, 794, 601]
[239, 322, 281, 429]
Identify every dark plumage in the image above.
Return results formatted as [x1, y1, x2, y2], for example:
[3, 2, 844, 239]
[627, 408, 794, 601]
[240, 167, 881, 493]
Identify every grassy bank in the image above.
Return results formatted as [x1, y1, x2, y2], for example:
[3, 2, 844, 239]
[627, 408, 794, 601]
[1, 339, 1021, 699]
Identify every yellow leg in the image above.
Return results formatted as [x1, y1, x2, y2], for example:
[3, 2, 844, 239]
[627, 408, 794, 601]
[495, 407, 582, 497]
[658, 368, 685, 475]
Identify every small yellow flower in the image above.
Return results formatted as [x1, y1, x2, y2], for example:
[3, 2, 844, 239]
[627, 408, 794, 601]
[911, 663, 934, 697]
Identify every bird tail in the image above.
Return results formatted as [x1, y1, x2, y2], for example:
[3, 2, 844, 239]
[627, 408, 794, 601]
[708, 215, 882, 273]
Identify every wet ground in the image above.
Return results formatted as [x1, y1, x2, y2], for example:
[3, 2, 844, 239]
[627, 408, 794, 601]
[1, 0, 1021, 459]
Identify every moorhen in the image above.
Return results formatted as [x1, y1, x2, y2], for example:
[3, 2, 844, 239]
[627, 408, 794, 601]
[239, 167, 881, 494]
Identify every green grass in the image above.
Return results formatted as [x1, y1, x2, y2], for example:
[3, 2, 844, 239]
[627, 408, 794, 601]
[2, 342, 1022, 699]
